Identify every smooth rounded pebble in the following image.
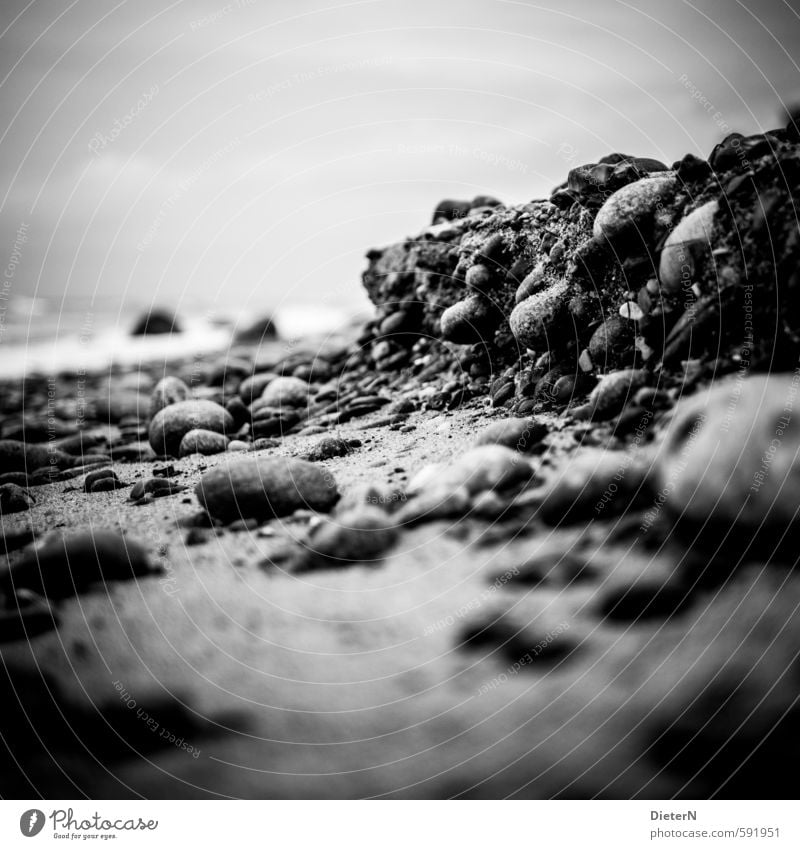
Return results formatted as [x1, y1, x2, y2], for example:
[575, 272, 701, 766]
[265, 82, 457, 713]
[0, 530, 153, 599]
[179, 429, 230, 456]
[148, 376, 190, 419]
[659, 200, 719, 294]
[509, 279, 572, 350]
[260, 376, 309, 408]
[148, 400, 233, 457]
[588, 369, 650, 420]
[297, 507, 397, 570]
[439, 295, 495, 345]
[593, 173, 677, 248]
[0, 483, 34, 513]
[195, 457, 339, 522]
[474, 417, 548, 452]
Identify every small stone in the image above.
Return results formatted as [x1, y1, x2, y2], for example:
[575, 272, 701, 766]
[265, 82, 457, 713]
[395, 485, 471, 525]
[130, 308, 179, 335]
[82, 468, 121, 492]
[509, 279, 572, 350]
[296, 507, 397, 570]
[148, 400, 233, 457]
[474, 417, 548, 452]
[179, 429, 230, 456]
[379, 310, 410, 336]
[148, 376, 190, 419]
[195, 457, 339, 522]
[0, 530, 153, 599]
[619, 302, 645, 321]
[465, 263, 493, 292]
[439, 295, 496, 345]
[588, 316, 636, 369]
[593, 173, 677, 249]
[588, 369, 650, 420]
[514, 263, 547, 304]
[239, 372, 277, 403]
[303, 437, 351, 461]
[260, 376, 309, 408]
[659, 200, 719, 294]
[227, 440, 249, 452]
[0, 483, 34, 514]
[130, 478, 186, 500]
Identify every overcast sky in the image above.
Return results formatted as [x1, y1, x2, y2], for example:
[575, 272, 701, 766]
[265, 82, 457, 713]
[1, 0, 799, 321]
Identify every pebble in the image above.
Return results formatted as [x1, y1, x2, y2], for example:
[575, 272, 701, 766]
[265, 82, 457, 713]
[129, 478, 187, 501]
[227, 440, 250, 452]
[179, 429, 230, 456]
[434, 445, 534, 496]
[195, 457, 339, 522]
[655, 375, 800, 538]
[303, 437, 351, 461]
[296, 507, 398, 570]
[619, 302, 645, 321]
[82, 468, 124, 493]
[587, 317, 634, 371]
[260, 376, 309, 408]
[514, 263, 547, 304]
[659, 200, 719, 294]
[439, 295, 495, 345]
[509, 279, 572, 350]
[593, 173, 677, 249]
[465, 263, 493, 292]
[474, 417, 548, 452]
[586, 369, 650, 420]
[0, 530, 153, 599]
[0, 482, 34, 513]
[148, 376, 190, 419]
[148, 400, 234, 457]
[239, 372, 277, 403]
[395, 485, 471, 525]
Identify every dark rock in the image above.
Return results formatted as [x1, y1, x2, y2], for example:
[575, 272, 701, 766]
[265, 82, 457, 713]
[195, 457, 339, 522]
[303, 437, 351, 461]
[0, 530, 154, 600]
[82, 468, 122, 493]
[234, 314, 277, 343]
[0, 483, 34, 514]
[130, 308, 180, 335]
[148, 400, 233, 457]
[440, 295, 497, 345]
